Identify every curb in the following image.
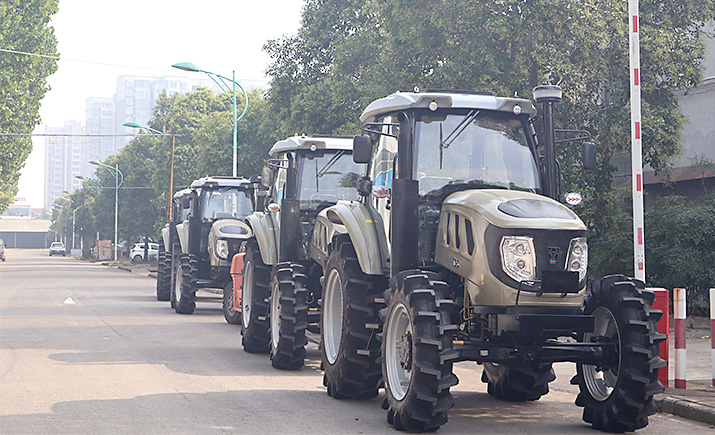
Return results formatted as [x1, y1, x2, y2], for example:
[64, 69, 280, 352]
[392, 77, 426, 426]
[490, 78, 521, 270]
[656, 395, 715, 426]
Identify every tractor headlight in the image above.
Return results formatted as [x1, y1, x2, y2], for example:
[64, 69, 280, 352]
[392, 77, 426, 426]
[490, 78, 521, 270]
[566, 237, 588, 281]
[215, 239, 229, 260]
[500, 236, 536, 282]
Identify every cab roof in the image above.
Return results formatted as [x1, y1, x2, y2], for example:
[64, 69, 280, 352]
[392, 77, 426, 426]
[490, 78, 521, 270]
[360, 89, 537, 123]
[269, 135, 354, 157]
[189, 176, 252, 190]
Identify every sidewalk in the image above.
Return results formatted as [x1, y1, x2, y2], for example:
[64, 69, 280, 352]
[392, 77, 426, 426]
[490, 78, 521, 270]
[656, 316, 715, 426]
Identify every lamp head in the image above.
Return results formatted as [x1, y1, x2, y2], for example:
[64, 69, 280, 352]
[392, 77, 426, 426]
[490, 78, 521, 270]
[172, 62, 200, 72]
[123, 121, 143, 128]
[89, 160, 100, 166]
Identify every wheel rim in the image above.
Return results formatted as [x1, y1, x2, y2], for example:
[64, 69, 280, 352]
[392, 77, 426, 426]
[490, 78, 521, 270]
[323, 268, 343, 365]
[583, 307, 620, 401]
[175, 264, 183, 303]
[270, 279, 280, 349]
[242, 261, 253, 328]
[385, 302, 412, 401]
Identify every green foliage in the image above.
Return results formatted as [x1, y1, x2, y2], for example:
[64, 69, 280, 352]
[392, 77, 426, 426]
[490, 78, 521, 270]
[647, 195, 715, 315]
[265, 0, 715, 293]
[82, 87, 279, 244]
[0, 0, 58, 212]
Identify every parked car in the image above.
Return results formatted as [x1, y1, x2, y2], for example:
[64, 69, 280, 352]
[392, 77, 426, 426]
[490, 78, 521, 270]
[130, 242, 159, 262]
[0, 238, 6, 262]
[49, 242, 66, 256]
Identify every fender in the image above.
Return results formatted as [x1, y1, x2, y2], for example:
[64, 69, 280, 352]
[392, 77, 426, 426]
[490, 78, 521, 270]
[176, 221, 189, 253]
[245, 212, 279, 265]
[230, 252, 245, 312]
[160, 225, 170, 251]
[323, 201, 389, 276]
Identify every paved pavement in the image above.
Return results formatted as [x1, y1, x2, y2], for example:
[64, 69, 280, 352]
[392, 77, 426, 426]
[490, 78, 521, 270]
[116, 260, 715, 428]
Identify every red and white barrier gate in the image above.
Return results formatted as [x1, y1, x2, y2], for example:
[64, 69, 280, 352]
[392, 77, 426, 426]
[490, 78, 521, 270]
[650, 288, 669, 387]
[674, 288, 686, 389]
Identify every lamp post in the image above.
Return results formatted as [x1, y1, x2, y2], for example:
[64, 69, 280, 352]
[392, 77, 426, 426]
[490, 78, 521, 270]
[90, 160, 123, 262]
[171, 62, 248, 177]
[123, 122, 178, 222]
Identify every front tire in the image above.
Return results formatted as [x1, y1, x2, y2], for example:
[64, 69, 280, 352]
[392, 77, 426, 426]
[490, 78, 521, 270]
[240, 240, 271, 353]
[223, 281, 241, 324]
[173, 253, 198, 314]
[381, 270, 459, 432]
[269, 262, 308, 370]
[321, 240, 386, 399]
[156, 248, 171, 301]
[572, 275, 665, 432]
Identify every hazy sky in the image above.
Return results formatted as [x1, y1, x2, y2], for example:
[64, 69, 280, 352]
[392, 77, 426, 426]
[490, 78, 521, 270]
[17, 0, 304, 208]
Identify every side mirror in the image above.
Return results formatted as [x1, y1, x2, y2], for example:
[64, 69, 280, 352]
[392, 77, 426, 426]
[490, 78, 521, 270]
[261, 166, 276, 187]
[582, 142, 597, 170]
[159, 206, 167, 217]
[182, 196, 191, 209]
[353, 135, 372, 164]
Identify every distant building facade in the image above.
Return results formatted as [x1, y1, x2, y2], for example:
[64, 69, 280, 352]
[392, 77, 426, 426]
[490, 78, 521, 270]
[44, 120, 83, 209]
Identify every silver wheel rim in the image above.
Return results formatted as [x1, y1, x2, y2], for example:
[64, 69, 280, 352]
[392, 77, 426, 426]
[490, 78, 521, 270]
[242, 261, 253, 328]
[270, 279, 280, 349]
[583, 307, 620, 401]
[323, 268, 343, 365]
[174, 264, 183, 303]
[385, 302, 412, 401]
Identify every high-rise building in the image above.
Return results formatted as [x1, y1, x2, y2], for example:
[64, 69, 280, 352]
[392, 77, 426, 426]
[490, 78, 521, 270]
[83, 97, 114, 178]
[44, 121, 83, 209]
[43, 73, 264, 208]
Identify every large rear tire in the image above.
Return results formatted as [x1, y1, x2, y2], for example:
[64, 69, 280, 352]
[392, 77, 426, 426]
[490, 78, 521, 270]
[173, 253, 198, 314]
[481, 362, 555, 401]
[381, 270, 459, 432]
[572, 275, 665, 432]
[240, 240, 271, 353]
[321, 240, 386, 399]
[155, 247, 171, 301]
[269, 262, 308, 370]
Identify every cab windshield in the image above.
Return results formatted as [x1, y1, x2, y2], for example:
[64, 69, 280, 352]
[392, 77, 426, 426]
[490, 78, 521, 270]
[413, 111, 540, 198]
[297, 150, 361, 209]
[201, 187, 253, 221]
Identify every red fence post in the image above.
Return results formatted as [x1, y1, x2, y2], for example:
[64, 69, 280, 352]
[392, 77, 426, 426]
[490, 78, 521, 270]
[650, 288, 669, 388]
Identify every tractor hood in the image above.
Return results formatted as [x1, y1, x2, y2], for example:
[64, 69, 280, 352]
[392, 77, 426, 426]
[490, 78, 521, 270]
[442, 189, 586, 231]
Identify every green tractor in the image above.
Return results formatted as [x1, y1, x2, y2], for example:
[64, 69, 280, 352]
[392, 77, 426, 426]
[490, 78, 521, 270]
[314, 87, 664, 431]
[234, 135, 365, 369]
[156, 176, 260, 314]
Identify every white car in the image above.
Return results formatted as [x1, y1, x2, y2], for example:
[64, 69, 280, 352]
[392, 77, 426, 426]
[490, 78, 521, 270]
[130, 243, 159, 262]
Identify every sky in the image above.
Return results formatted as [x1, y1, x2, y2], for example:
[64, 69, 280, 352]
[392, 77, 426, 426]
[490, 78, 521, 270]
[16, 0, 305, 208]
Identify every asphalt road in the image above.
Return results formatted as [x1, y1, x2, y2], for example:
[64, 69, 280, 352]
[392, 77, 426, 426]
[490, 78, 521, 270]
[0, 249, 710, 434]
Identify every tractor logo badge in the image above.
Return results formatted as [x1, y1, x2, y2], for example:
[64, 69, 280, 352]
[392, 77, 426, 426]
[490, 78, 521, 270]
[547, 247, 560, 265]
[451, 256, 461, 268]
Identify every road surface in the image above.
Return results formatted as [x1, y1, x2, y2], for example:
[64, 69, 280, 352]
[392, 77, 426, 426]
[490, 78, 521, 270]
[0, 249, 709, 434]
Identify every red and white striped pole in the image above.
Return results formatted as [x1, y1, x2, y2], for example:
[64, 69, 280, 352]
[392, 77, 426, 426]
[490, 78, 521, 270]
[710, 288, 715, 387]
[628, 0, 646, 283]
[674, 288, 687, 389]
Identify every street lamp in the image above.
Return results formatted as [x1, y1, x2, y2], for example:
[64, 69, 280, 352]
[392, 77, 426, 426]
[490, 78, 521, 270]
[171, 62, 248, 177]
[122, 121, 177, 222]
[90, 160, 123, 262]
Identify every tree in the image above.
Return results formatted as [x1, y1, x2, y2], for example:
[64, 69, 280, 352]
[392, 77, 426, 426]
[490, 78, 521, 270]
[0, 0, 58, 211]
[265, 0, 715, 285]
